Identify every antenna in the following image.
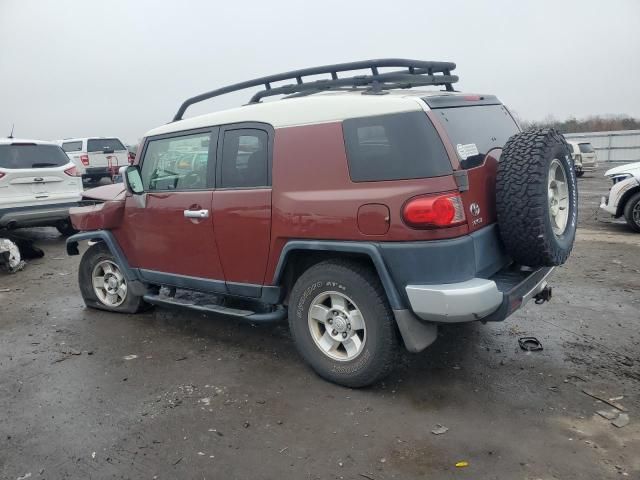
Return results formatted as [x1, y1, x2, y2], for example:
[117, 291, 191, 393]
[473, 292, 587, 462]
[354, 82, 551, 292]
[8, 124, 14, 139]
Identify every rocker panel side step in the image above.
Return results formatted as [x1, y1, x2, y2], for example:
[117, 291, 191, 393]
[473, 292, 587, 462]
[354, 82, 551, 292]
[142, 293, 287, 322]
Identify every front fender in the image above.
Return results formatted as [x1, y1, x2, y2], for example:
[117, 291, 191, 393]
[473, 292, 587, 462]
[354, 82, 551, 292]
[66, 230, 136, 283]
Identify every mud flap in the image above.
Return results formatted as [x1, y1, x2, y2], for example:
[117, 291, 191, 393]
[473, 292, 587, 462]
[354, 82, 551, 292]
[393, 309, 438, 353]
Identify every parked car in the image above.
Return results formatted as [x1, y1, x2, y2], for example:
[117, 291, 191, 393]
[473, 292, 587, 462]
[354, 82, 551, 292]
[0, 138, 82, 235]
[66, 59, 577, 387]
[568, 141, 598, 177]
[58, 137, 130, 183]
[600, 161, 640, 232]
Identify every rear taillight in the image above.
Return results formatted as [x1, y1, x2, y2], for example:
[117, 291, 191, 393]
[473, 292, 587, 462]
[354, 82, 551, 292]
[402, 193, 466, 228]
[64, 166, 78, 176]
[128, 151, 135, 164]
[80, 154, 90, 166]
[0, 172, 5, 180]
[574, 154, 582, 162]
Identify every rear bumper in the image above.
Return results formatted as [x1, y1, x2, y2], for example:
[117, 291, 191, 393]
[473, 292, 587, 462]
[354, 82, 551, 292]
[84, 167, 112, 178]
[0, 202, 79, 228]
[577, 162, 597, 172]
[406, 266, 554, 323]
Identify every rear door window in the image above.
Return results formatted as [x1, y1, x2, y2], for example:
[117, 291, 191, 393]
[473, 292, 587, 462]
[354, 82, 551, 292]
[61, 141, 83, 152]
[219, 129, 269, 188]
[432, 104, 519, 169]
[87, 138, 126, 152]
[342, 111, 452, 182]
[0, 144, 70, 169]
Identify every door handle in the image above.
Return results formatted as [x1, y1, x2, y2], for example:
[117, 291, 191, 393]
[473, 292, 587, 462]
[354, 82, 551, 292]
[183, 209, 209, 219]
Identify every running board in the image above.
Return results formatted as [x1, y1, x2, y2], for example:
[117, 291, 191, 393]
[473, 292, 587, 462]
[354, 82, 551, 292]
[142, 294, 287, 323]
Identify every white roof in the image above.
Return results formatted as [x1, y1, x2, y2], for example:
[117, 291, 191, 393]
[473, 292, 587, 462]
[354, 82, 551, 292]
[0, 138, 58, 146]
[147, 89, 464, 137]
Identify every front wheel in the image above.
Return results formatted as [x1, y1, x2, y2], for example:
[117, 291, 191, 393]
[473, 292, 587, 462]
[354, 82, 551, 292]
[79, 243, 148, 313]
[623, 192, 640, 233]
[288, 259, 397, 388]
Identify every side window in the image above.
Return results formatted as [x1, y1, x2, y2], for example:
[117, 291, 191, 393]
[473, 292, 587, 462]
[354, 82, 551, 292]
[343, 111, 452, 182]
[61, 141, 82, 152]
[219, 129, 268, 188]
[140, 132, 211, 191]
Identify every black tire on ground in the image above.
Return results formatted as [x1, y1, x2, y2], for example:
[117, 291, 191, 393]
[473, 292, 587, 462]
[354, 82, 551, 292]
[288, 259, 397, 388]
[623, 192, 640, 233]
[576, 170, 585, 178]
[79, 243, 148, 313]
[496, 128, 578, 267]
[56, 218, 78, 236]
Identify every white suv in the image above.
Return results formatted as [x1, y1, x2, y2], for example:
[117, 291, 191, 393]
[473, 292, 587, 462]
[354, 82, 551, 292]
[0, 139, 83, 235]
[600, 162, 640, 232]
[58, 137, 130, 183]
[568, 141, 598, 177]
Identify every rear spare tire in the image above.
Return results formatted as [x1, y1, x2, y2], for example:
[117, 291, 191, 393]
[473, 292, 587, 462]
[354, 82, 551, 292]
[496, 128, 577, 267]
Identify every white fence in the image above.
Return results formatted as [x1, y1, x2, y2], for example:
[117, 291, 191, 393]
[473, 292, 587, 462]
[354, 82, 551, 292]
[564, 130, 640, 163]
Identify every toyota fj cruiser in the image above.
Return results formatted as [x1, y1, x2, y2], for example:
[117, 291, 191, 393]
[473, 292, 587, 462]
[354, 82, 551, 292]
[66, 59, 577, 387]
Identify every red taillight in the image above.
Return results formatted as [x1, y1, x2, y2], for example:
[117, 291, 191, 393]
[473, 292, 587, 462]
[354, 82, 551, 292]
[80, 154, 90, 166]
[64, 166, 78, 176]
[0, 172, 5, 180]
[402, 193, 466, 228]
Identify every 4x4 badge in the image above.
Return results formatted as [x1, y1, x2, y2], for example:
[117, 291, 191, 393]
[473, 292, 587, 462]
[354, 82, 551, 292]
[470, 202, 481, 216]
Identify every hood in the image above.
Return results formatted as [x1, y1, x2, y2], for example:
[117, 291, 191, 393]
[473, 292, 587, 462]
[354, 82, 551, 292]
[604, 162, 640, 177]
[82, 183, 126, 202]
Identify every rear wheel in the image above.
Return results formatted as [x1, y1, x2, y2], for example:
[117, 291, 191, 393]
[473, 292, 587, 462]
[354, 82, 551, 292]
[576, 170, 585, 178]
[496, 128, 578, 266]
[288, 259, 397, 388]
[56, 218, 78, 236]
[623, 192, 640, 233]
[79, 243, 148, 313]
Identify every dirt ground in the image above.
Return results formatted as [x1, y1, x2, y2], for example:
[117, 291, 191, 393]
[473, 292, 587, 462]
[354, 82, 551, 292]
[1, 166, 638, 480]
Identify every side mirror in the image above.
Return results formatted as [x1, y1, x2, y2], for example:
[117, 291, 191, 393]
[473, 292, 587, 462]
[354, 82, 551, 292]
[123, 165, 144, 195]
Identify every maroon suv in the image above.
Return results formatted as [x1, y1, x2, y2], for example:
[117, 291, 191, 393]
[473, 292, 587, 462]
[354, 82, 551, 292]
[67, 60, 577, 387]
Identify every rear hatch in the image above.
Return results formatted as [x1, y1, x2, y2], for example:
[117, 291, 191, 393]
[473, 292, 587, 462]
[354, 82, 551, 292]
[425, 95, 520, 233]
[578, 142, 597, 164]
[0, 143, 82, 209]
[87, 138, 129, 169]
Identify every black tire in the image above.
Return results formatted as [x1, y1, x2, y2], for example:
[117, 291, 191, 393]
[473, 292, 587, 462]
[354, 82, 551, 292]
[56, 218, 78, 236]
[576, 170, 585, 178]
[288, 259, 397, 388]
[623, 192, 640, 233]
[79, 243, 148, 313]
[496, 128, 578, 267]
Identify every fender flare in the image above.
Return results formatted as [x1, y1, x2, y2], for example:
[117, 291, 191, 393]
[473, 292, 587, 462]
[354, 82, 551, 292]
[66, 230, 138, 282]
[272, 240, 405, 310]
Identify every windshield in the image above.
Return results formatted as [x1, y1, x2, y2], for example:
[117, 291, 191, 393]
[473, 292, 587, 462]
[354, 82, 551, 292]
[431, 104, 519, 169]
[0, 144, 70, 169]
[578, 143, 594, 153]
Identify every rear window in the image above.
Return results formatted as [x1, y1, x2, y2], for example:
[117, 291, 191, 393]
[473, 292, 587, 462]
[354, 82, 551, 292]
[578, 143, 594, 153]
[87, 138, 126, 152]
[342, 111, 452, 182]
[61, 141, 83, 152]
[0, 144, 70, 169]
[433, 104, 519, 169]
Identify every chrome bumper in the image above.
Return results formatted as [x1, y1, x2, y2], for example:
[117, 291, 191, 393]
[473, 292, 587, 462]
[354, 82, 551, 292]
[406, 267, 555, 323]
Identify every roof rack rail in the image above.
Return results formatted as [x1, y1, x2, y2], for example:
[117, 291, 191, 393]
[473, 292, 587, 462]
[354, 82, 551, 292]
[172, 58, 457, 121]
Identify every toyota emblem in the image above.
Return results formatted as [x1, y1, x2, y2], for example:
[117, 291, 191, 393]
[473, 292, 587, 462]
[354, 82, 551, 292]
[470, 202, 481, 216]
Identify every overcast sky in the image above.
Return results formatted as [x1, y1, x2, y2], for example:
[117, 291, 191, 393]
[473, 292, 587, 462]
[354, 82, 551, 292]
[1, 0, 639, 144]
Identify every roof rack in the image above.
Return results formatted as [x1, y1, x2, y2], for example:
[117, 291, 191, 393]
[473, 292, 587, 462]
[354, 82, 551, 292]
[172, 58, 457, 121]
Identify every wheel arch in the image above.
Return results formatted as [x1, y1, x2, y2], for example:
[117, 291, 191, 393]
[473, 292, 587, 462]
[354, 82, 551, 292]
[272, 241, 405, 310]
[616, 185, 640, 217]
[66, 230, 137, 282]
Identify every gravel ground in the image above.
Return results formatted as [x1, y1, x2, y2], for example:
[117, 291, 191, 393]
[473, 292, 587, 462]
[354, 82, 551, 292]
[1, 166, 638, 480]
